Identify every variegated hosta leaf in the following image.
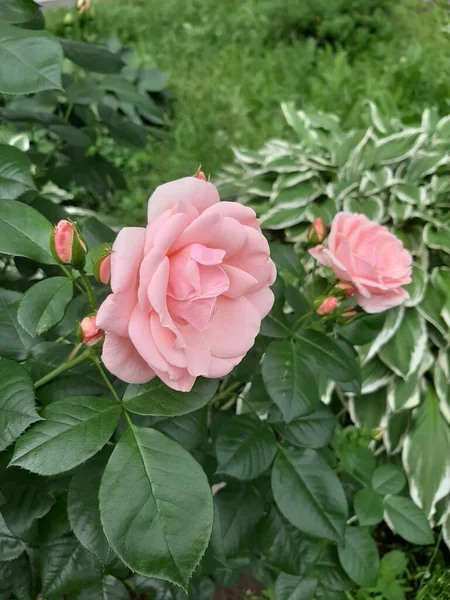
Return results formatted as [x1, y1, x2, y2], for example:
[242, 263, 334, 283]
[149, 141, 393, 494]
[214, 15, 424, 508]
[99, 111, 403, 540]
[436, 114, 450, 138]
[384, 410, 412, 455]
[423, 222, 450, 255]
[260, 206, 307, 230]
[404, 264, 428, 308]
[361, 359, 392, 394]
[343, 194, 384, 222]
[270, 182, 322, 209]
[418, 282, 448, 337]
[388, 197, 413, 224]
[305, 196, 337, 224]
[403, 389, 450, 520]
[391, 183, 421, 205]
[406, 150, 450, 182]
[431, 267, 450, 328]
[378, 309, 427, 379]
[348, 388, 388, 430]
[374, 129, 426, 165]
[435, 351, 450, 424]
[387, 372, 421, 413]
[360, 306, 405, 364]
[366, 100, 390, 135]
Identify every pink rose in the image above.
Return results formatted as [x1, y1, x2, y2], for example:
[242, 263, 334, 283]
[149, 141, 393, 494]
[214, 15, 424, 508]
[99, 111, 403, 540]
[97, 177, 276, 391]
[309, 212, 412, 314]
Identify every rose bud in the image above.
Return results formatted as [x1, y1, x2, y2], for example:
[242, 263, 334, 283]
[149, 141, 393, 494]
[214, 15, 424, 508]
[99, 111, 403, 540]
[334, 282, 356, 298]
[315, 296, 339, 316]
[197, 171, 207, 181]
[341, 310, 357, 318]
[51, 220, 87, 269]
[93, 251, 111, 285]
[309, 212, 412, 313]
[79, 316, 103, 347]
[77, 0, 91, 13]
[308, 218, 326, 244]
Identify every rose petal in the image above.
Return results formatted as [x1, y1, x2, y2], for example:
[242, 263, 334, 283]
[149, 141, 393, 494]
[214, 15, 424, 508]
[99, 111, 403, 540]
[205, 296, 261, 359]
[355, 288, 409, 313]
[147, 177, 219, 224]
[111, 227, 146, 294]
[96, 290, 136, 337]
[102, 332, 155, 384]
[246, 287, 275, 319]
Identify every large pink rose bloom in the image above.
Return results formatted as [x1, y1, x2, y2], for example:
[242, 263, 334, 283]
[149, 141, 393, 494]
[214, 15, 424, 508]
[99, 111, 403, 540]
[97, 177, 276, 391]
[309, 212, 412, 314]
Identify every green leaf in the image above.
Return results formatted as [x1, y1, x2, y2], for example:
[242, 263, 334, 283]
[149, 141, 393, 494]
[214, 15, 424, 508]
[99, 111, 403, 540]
[383, 495, 433, 545]
[272, 447, 348, 542]
[123, 378, 217, 417]
[0, 0, 39, 23]
[0, 296, 37, 361]
[0, 144, 35, 200]
[338, 526, 379, 587]
[380, 550, 407, 578]
[274, 405, 336, 449]
[18, 277, 73, 337]
[216, 414, 277, 480]
[353, 488, 383, 526]
[215, 484, 264, 558]
[136, 410, 206, 451]
[0, 359, 40, 452]
[0, 512, 25, 561]
[262, 340, 320, 423]
[339, 313, 386, 346]
[65, 79, 105, 105]
[270, 243, 304, 279]
[7, 553, 34, 600]
[379, 309, 427, 378]
[68, 448, 115, 564]
[101, 74, 165, 124]
[0, 199, 55, 264]
[41, 535, 103, 596]
[274, 574, 317, 600]
[418, 283, 448, 336]
[75, 576, 129, 600]
[361, 358, 392, 394]
[371, 464, 406, 496]
[60, 39, 124, 74]
[99, 426, 213, 589]
[295, 330, 360, 390]
[402, 390, 450, 519]
[10, 397, 121, 475]
[0, 467, 54, 540]
[260, 304, 293, 338]
[257, 507, 322, 576]
[312, 546, 353, 592]
[0, 24, 62, 94]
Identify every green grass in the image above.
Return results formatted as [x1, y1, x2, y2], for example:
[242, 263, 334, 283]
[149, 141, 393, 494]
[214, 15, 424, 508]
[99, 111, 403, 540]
[46, 0, 450, 222]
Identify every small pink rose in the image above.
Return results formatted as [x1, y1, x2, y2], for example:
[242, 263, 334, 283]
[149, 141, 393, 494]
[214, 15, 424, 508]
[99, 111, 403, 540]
[97, 176, 276, 391]
[316, 296, 339, 316]
[80, 316, 103, 347]
[51, 220, 86, 268]
[309, 212, 412, 314]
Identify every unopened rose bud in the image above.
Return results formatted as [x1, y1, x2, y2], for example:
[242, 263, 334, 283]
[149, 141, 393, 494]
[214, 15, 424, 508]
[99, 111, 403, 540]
[51, 220, 87, 269]
[79, 316, 103, 347]
[197, 171, 207, 181]
[335, 282, 356, 298]
[341, 310, 357, 318]
[315, 296, 339, 316]
[308, 218, 326, 244]
[93, 251, 111, 285]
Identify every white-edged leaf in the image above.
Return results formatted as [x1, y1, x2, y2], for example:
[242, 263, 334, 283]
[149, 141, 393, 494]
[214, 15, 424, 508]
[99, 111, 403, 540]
[402, 389, 450, 520]
[404, 264, 427, 307]
[374, 129, 426, 164]
[378, 309, 427, 379]
[360, 306, 404, 364]
[361, 358, 392, 394]
[348, 388, 388, 430]
[387, 372, 421, 412]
